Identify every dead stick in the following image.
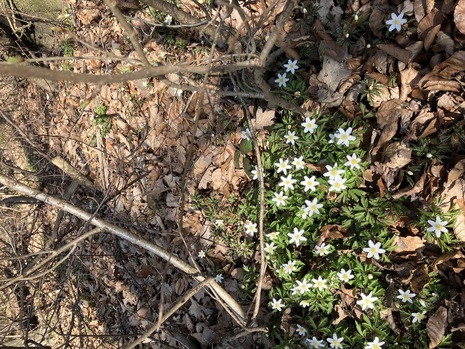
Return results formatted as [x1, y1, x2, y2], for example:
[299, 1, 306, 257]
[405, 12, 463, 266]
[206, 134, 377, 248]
[0, 174, 248, 325]
[0, 61, 259, 84]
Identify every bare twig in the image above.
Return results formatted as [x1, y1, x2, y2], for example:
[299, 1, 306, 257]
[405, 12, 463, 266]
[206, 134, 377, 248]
[140, 0, 234, 48]
[124, 277, 214, 349]
[103, 0, 151, 67]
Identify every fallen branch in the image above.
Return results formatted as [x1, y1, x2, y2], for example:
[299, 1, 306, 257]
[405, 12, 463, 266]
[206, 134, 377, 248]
[0, 61, 259, 84]
[0, 174, 248, 326]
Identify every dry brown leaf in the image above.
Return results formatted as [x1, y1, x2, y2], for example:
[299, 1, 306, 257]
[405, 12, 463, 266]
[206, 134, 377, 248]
[372, 123, 398, 156]
[400, 65, 421, 101]
[394, 236, 426, 253]
[317, 224, 347, 245]
[427, 306, 448, 348]
[433, 51, 465, 78]
[377, 44, 412, 63]
[405, 41, 424, 62]
[423, 24, 442, 51]
[446, 159, 465, 185]
[417, 8, 443, 38]
[454, 0, 465, 34]
[410, 264, 430, 294]
[440, 178, 465, 212]
[413, 0, 427, 22]
[454, 211, 465, 242]
[332, 304, 348, 325]
[376, 99, 407, 126]
[384, 142, 412, 169]
[251, 107, 275, 129]
[392, 172, 427, 199]
[419, 117, 439, 138]
[436, 31, 454, 55]
[380, 308, 398, 334]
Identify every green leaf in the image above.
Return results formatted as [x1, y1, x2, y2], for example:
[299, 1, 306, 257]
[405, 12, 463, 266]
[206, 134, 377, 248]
[239, 139, 253, 154]
[243, 157, 252, 174]
[234, 150, 241, 169]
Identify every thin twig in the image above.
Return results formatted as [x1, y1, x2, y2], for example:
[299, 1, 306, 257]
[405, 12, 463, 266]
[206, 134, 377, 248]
[104, 0, 152, 67]
[124, 277, 214, 349]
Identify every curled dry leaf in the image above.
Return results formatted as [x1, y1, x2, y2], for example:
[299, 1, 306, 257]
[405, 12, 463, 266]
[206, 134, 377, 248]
[454, 0, 465, 35]
[436, 31, 454, 55]
[413, 0, 435, 22]
[417, 8, 444, 39]
[427, 307, 448, 348]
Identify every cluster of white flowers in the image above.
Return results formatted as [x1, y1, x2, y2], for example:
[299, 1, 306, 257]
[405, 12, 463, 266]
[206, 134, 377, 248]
[274, 59, 299, 88]
[302, 334, 344, 349]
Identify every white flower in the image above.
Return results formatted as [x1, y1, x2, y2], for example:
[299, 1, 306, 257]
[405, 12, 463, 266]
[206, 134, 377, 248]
[272, 191, 288, 207]
[357, 292, 378, 311]
[307, 336, 325, 348]
[288, 228, 307, 247]
[275, 158, 291, 175]
[386, 12, 407, 32]
[301, 117, 318, 134]
[251, 166, 259, 180]
[328, 133, 335, 144]
[397, 289, 416, 304]
[301, 175, 319, 192]
[315, 242, 331, 256]
[292, 279, 312, 295]
[173, 88, 183, 97]
[275, 73, 289, 87]
[244, 221, 257, 236]
[282, 260, 297, 274]
[411, 311, 427, 323]
[345, 153, 362, 169]
[337, 268, 354, 283]
[198, 250, 206, 258]
[267, 231, 280, 240]
[365, 337, 385, 349]
[164, 15, 173, 25]
[271, 298, 285, 311]
[296, 324, 307, 336]
[300, 299, 310, 307]
[279, 174, 297, 191]
[327, 333, 344, 349]
[284, 130, 299, 145]
[284, 59, 299, 74]
[264, 242, 277, 255]
[242, 128, 252, 140]
[323, 163, 345, 179]
[292, 156, 305, 170]
[328, 175, 347, 192]
[312, 276, 327, 291]
[335, 127, 356, 147]
[363, 240, 386, 260]
[215, 274, 224, 283]
[427, 216, 448, 238]
[304, 198, 323, 217]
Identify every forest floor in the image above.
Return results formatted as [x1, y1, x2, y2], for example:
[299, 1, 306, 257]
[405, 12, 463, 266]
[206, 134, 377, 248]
[1, 0, 465, 348]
